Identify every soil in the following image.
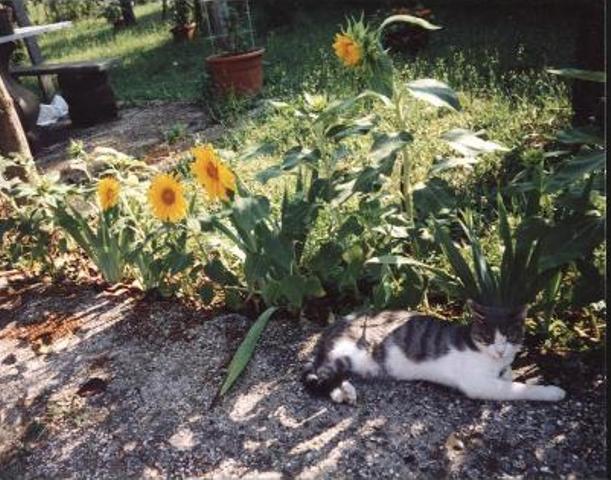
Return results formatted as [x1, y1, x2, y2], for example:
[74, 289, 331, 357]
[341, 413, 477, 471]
[0, 273, 607, 479]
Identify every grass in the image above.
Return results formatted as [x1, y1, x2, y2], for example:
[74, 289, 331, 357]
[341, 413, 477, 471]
[32, 2, 580, 103]
[26, 1, 580, 205]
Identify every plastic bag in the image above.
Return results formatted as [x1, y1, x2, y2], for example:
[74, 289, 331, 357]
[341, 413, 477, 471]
[36, 94, 69, 126]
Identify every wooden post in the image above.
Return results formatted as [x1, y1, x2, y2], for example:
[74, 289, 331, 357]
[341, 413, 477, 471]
[0, 72, 31, 159]
[8, 0, 54, 103]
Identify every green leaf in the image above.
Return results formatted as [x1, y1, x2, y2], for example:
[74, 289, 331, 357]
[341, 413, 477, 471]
[310, 242, 343, 274]
[325, 115, 376, 140]
[255, 165, 284, 184]
[368, 54, 395, 98]
[337, 216, 364, 239]
[266, 99, 291, 110]
[556, 127, 605, 146]
[198, 284, 215, 304]
[497, 193, 514, 301]
[168, 252, 194, 275]
[441, 129, 509, 157]
[412, 178, 455, 218]
[218, 307, 278, 397]
[259, 225, 294, 273]
[367, 255, 456, 283]
[379, 14, 442, 32]
[282, 146, 321, 170]
[539, 214, 604, 271]
[352, 154, 397, 194]
[279, 274, 324, 308]
[429, 157, 478, 174]
[370, 131, 413, 163]
[231, 195, 270, 234]
[260, 280, 281, 306]
[543, 150, 605, 193]
[547, 68, 606, 83]
[406, 79, 461, 111]
[204, 258, 240, 286]
[461, 215, 497, 303]
[433, 220, 479, 299]
[237, 142, 276, 162]
[244, 253, 271, 287]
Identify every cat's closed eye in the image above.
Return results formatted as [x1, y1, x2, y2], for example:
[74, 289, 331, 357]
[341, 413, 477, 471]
[504, 324, 523, 342]
[473, 328, 494, 344]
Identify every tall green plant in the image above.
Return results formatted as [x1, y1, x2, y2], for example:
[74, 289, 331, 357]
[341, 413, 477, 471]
[54, 203, 132, 284]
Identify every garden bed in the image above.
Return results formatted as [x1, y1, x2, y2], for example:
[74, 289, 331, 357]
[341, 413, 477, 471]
[0, 274, 606, 479]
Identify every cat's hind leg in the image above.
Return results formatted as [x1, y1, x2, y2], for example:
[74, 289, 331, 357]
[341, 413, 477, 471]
[459, 378, 566, 402]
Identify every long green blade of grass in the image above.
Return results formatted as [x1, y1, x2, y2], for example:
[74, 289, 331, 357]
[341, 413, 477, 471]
[218, 306, 279, 398]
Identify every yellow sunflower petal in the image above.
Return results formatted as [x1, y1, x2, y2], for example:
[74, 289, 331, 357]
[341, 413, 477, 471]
[148, 173, 187, 223]
[190, 145, 236, 201]
[332, 33, 362, 67]
[97, 177, 120, 211]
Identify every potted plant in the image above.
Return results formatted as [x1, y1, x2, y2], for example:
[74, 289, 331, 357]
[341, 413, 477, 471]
[202, 0, 264, 95]
[170, 0, 196, 42]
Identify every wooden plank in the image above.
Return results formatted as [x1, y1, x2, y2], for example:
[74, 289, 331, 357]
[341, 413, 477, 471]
[11, 59, 117, 76]
[0, 22, 72, 44]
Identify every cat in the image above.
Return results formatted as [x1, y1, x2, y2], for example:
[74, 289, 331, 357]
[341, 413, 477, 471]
[302, 300, 566, 404]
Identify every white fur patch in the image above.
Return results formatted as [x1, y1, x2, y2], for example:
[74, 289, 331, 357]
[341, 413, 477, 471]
[329, 339, 381, 378]
[384, 341, 565, 402]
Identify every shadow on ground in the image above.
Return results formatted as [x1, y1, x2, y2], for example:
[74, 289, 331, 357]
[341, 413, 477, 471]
[0, 274, 606, 479]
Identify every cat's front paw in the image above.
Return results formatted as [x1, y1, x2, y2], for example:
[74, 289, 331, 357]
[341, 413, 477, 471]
[541, 385, 566, 402]
[330, 380, 358, 406]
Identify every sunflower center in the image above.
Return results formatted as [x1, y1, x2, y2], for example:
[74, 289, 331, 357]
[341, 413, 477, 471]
[206, 162, 219, 181]
[161, 188, 176, 205]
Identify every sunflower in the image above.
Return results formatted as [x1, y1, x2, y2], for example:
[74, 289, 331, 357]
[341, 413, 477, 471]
[97, 177, 120, 211]
[191, 145, 236, 201]
[148, 174, 187, 223]
[333, 33, 362, 67]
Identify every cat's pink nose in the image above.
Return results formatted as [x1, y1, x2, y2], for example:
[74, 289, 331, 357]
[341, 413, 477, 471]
[495, 346, 507, 357]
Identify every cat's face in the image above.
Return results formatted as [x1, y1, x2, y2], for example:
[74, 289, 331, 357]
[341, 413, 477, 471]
[468, 300, 526, 360]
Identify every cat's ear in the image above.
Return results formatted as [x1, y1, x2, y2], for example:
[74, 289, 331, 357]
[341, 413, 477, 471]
[511, 305, 528, 322]
[467, 299, 486, 323]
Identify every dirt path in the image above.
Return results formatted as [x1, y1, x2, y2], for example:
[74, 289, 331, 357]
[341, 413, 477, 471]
[33, 101, 224, 173]
[0, 276, 606, 479]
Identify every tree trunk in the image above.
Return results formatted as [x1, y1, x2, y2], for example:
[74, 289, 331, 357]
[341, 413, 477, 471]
[161, 0, 167, 20]
[120, 0, 137, 26]
[0, 73, 31, 159]
[572, 0, 604, 127]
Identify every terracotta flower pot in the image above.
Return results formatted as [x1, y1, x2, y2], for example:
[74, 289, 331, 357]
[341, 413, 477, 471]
[171, 23, 196, 42]
[205, 48, 265, 96]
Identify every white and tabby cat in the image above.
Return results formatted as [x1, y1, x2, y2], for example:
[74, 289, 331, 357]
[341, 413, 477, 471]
[302, 301, 566, 404]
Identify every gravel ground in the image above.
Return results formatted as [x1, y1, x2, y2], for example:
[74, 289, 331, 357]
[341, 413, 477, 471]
[0, 277, 607, 479]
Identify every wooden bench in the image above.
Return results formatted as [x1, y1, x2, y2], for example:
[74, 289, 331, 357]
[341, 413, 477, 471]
[11, 59, 118, 127]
